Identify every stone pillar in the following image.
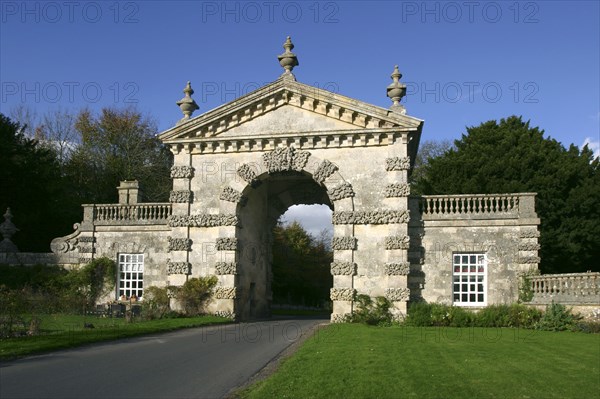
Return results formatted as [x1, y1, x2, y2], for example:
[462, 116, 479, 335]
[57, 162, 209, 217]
[117, 180, 142, 204]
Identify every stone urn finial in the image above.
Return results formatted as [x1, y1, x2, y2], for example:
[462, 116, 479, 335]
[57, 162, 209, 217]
[386, 65, 407, 114]
[277, 36, 299, 79]
[176, 81, 200, 124]
[0, 208, 19, 252]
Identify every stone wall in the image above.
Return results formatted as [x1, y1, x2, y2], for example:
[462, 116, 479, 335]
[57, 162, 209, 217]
[408, 194, 540, 306]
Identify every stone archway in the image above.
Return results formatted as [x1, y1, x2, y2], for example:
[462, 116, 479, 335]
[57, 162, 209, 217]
[215, 147, 355, 320]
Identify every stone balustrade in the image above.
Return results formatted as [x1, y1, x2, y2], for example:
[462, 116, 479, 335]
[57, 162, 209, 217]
[528, 272, 600, 305]
[416, 193, 536, 220]
[84, 203, 172, 225]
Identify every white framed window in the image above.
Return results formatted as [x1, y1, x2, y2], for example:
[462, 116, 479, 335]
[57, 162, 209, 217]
[118, 254, 144, 300]
[453, 253, 486, 306]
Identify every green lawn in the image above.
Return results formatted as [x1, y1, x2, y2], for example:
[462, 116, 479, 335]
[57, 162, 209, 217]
[241, 324, 600, 399]
[0, 314, 230, 360]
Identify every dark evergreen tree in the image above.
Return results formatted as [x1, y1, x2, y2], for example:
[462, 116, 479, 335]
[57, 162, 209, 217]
[0, 114, 75, 251]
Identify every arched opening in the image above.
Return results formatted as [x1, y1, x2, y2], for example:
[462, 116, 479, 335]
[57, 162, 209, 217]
[271, 204, 333, 316]
[235, 171, 333, 320]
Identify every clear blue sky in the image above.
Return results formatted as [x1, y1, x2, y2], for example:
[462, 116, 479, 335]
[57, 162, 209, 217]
[1, 0, 598, 156]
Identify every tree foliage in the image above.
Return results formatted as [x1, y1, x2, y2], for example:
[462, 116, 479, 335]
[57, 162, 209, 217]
[1, 107, 173, 251]
[66, 108, 173, 204]
[410, 139, 454, 188]
[0, 114, 75, 251]
[414, 116, 600, 273]
[271, 221, 333, 307]
[176, 276, 218, 316]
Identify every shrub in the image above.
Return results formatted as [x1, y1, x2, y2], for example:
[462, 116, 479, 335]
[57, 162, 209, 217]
[352, 294, 393, 326]
[573, 321, 600, 334]
[405, 302, 434, 326]
[447, 306, 475, 327]
[142, 286, 171, 320]
[536, 302, 582, 331]
[518, 275, 535, 303]
[476, 305, 511, 327]
[177, 276, 218, 316]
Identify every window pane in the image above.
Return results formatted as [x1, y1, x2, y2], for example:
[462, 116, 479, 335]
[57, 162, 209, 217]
[453, 253, 486, 304]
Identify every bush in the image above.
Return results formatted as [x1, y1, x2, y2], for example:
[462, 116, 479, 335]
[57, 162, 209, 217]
[177, 276, 218, 316]
[142, 286, 171, 320]
[536, 302, 582, 331]
[405, 303, 541, 328]
[352, 294, 393, 326]
[405, 302, 435, 326]
[406, 302, 475, 327]
[573, 321, 600, 334]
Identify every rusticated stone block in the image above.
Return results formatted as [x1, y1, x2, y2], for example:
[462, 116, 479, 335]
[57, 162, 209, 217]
[215, 262, 237, 275]
[518, 242, 541, 251]
[214, 310, 236, 319]
[519, 230, 540, 238]
[237, 164, 258, 185]
[332, 210, 409, 225]
[331, 236, 357, 250]
[330, 262, 356, 275]
[168, 214, 238, 227]
[313, 160, 338, 183]
[519, 256, 541, 264]
[384, 262, 410, 275]
[330, 313, 352, 323]
[384, 235, 410, 250]
[167, 259, 191, 275]
[330, 288, 355, 301]
[328, 183, 355, 201]
[220, 186, 247, 205]
[385, 157, 411, 171]
[386, 288, 410, 301]
[216, 237, 237, 251]
[214, 287, 239, 299]
[263, 146, 310, 172]
[170, 165, 194, 178]
[384, 183, 410, 197]
[167, 237, 192, 252]
[169, 190, 193, 203]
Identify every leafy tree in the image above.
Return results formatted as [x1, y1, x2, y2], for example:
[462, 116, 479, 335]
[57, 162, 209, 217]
[271, 221, 333, 307]
[410, 139, 454, 188]
[414, 116, 600, 274]
[65, 107, 173, 204]
[0, 114, 75, 251]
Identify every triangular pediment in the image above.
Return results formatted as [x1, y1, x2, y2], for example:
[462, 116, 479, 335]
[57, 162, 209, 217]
[159, 77, 423, 144]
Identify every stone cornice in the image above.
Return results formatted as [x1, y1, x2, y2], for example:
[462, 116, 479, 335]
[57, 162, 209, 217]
[159, 78, 423, 146]
[169, 129, 418, 155]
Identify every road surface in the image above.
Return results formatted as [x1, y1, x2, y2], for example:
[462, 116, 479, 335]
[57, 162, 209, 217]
[0, 318, 325, 399]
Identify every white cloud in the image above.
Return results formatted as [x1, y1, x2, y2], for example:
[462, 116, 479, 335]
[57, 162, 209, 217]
[582, 137, 600, 159]
[280, 204, 333, 237]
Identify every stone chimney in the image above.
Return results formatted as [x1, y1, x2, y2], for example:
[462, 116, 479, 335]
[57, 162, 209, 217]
[118, 180, 142, 204]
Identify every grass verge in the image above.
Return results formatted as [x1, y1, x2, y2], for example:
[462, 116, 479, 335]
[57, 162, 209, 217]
[0, 314, 230, 360]
[239, 324, 600, 398]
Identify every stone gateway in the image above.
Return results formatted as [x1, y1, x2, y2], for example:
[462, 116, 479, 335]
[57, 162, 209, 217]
[50, 38, 540, 321]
